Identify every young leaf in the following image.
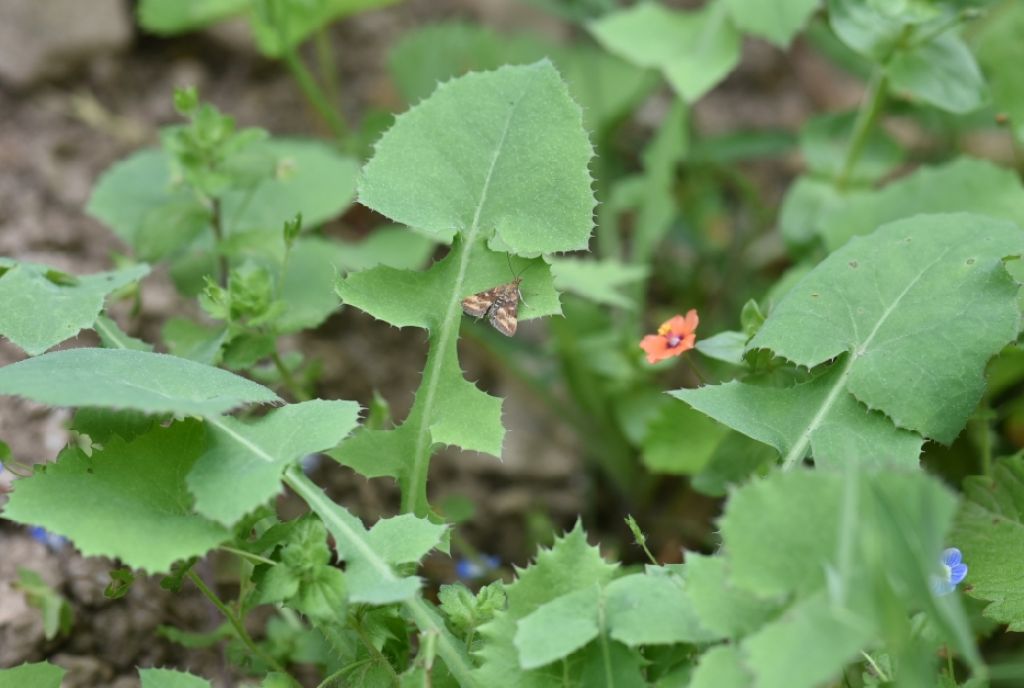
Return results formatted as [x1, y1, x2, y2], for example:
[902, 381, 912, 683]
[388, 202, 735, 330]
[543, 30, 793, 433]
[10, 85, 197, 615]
[3, 422, 230, 573]
[0, 662, 66, 688]
[0, 261, 149, 356]
[138, 667, 213, 688]
[248, 0, 402, 57]
[15, 568, 73, 640]
[549, 258, 648, 309]
[137, 0, 246, 34]
[952, 455, 1024, 630]
[359, 61, 594, 254]
[476, 524, 617, 683]
[588, 1, 740, 103]
[87, 139, 358, 246]
[285, 468, 446, 605]
[683, 554, 780, 640]
[722, 0, 820, 47]
[887, 32, 987, 115]
[188, 399, 361, 525]
[0, 348, 279, 416]
[94, 315, 154, 352]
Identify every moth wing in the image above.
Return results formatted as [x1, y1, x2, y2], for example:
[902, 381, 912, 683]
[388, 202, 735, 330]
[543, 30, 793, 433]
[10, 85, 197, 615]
[462, 288, 498, 318]
[489, 298, 519, 337]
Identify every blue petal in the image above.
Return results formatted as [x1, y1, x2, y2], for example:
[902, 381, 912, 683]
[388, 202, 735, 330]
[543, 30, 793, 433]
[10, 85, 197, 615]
[950, 563, 968, 585]
[942, 548, 962, 567]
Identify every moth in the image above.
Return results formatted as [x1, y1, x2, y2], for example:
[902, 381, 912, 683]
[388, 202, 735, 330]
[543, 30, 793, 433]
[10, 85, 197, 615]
[462, 276, 524, 337]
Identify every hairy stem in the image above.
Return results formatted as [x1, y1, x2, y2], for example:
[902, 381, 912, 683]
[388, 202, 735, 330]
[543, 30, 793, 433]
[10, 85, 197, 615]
[186, 570, 296, 682]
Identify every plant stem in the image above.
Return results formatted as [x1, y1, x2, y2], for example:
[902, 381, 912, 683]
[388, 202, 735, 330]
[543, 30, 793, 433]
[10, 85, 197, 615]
[351, 613, 400, 686]
[217, 545, 278, 567]
[282, 47, 348, 143]
[211, 198, 229, 286]
[835, 69, 888, 191]
[185, 570, 296, 683]
[315, 27, 341, 110]
[272, 350, 309, 401]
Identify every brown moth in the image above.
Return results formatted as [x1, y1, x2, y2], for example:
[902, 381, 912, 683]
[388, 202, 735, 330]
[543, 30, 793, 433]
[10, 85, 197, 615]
[462, 277, 523, 337]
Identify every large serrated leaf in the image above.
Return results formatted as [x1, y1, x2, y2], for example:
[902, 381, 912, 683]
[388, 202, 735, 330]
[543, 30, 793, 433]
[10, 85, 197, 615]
[0, 261, 149, 356]
[750, 213, 1023, 444]
[3, 422, 229, 573]
[358, 61, 595, 254]
[189, 400, 360, 526]
[139, 667, 213, 688]
[0, 348, 279, 416]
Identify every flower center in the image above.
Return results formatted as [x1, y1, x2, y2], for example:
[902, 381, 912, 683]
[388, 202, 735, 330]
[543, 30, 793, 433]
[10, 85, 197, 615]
[666, 334, 682, 347]
[943, 563, 952, 582]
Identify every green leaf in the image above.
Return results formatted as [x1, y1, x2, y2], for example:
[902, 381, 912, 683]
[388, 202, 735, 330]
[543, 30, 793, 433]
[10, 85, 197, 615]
[750, 213, 1023, 445]
[605, 570, 716, 646]
[3, 422, 230, 573]
[818, 157, 1024, 251]
[684, 554, 780, 640]
[0, 262, 149, 356]
[359, 61, 595, 254]
[137, 0, 246, 34]
[16, 568, 73, 640]
[689, 645, 751, 688]
[87, 139, 358, 246]
[94, 315, 154, 352]
[0, 348, 278, 416]
[588, 1, 740, 103]
[388, 22, 654, 132]
[887, 32, 987, 114]
[971, 1, 1024, 143]
[549, 258, 647, 309]
[139, 667, 213, 688]
[188, 399, 360, 525]
[0, 662, 66, 688]
[515, 586, 601, 669]
[162, 318, 228, 365]
[332, 242, 558, 502]
[722, 0, 820, 46]
[642, 401, 731, 475]
[249, 0, 402, 57]
[694, 330, 747, 366]
[742, 591, 874, 688]
[674, 362, 924, 470]
[476, 523, 616, 685]
[952, 455, 1024, 629]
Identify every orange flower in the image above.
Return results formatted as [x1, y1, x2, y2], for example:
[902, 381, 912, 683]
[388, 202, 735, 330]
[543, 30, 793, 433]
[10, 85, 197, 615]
[640, 310, 699, 364]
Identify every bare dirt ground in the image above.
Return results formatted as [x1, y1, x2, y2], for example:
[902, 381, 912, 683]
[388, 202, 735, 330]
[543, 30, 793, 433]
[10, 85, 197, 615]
[0, 1, 858, 684]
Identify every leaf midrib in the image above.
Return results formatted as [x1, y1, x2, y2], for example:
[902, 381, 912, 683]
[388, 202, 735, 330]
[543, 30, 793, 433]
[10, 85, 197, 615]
[779, 248, 951, 469]
[403, 95, 523, 514]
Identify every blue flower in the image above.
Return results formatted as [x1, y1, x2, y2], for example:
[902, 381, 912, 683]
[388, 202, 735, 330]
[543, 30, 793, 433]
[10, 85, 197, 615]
[29, 526, 67, 551]
[933, 547, 968, 596]
[455, 555, 501, 581]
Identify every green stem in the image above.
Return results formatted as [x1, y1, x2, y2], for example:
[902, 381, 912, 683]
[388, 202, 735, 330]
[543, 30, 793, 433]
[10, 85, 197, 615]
[352, 613, 400, 686]
[315, 27, 341, 110]
[272, 350, 309, 401]
[284, 470, 480, 687]
[316, 658, 373, 688]
[217, 545, 278, 567]
[861, 651, 890, 682]
[186, 570, 296, 683]
[834, 69, 888, 191]
[211, 198, 229, 286]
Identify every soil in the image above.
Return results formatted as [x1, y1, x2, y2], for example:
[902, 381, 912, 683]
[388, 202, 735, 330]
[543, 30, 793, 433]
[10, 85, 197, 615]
[0, 1, 861, 685]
